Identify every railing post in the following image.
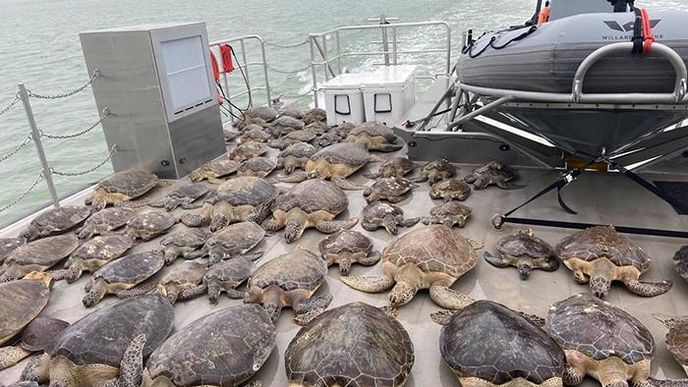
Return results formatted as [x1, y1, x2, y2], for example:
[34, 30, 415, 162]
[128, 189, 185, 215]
[17, 83, 59, 208]
[258, 38, 271, 105]
[309, 36, 319, 108]
[239, 39, 252, 106]
[380, 15, 390, 66]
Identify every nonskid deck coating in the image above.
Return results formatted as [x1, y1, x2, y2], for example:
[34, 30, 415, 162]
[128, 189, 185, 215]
[1, 147, 688, 386]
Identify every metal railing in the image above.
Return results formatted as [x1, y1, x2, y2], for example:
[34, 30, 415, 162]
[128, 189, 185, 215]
[0, 69, 116, 215]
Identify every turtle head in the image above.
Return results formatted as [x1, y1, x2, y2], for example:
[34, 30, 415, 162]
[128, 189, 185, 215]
[261, 287, 284, 322]
[23, 271, 53, 287]
[306, 169, 321, 179]
[208, 247, 225, 266]
[284, 219, 305, 244]
[517, 260, 534, 280]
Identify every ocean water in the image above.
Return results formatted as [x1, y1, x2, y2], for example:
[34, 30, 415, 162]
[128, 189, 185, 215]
[0, 0, 684, 225]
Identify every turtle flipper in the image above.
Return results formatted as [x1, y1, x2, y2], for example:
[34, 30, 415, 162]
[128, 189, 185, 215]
[0, 346, 32, 370]
[358, 250, 381, 266]
[332, 177, 367, 190]
[180, 213, 208, 228]
[115, 283, 158, 299]
[624, 278, 672, 297]
[421, 216, 437, 225]
[146, 200, 166, 209]
[430, 310, 457, 325]
[101, 334, 146, 387]
[377, 143, 404, 152]
[382, 215, 398, 235]
[645, 378, 688, 387]
[563, 364, 585, 386]
[429, 285, 474, 310]
[483, 251, 511, 268]
[401, 217, 420, 228]
[277, 171, 308, 183]
[315, 218, 358, 234]
[180, 201, 204, 210]
[177, 284, 207, 302]
[293, 295, 332, 325]
[340, 275, 395, 293]
[519, 312, 546, 327]
[652, 313, 688, 329]
[363, 171, 381, 179]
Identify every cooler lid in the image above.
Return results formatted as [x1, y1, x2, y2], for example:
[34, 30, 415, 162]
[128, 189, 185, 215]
[362, 65, 417, 88]
[320, 72, 375, 90]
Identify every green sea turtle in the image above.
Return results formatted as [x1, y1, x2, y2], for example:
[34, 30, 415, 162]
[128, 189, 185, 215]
[189, 158, 240, 184]
[413, 159, 456, 184]
[555, 226, 672, 298]
[236, 156, 276, 178]
[178, 257, 255, 303]
[653, 313, 688, 377]
[285, 302, 414, 387]
[346, 121, 403, 152]
[672, 246, 688, 282]
[82, 251, 165, 307]
[124, 211, 177, 241]
[155, 260, 208, 304]
[361, 201, 419, 235]
[61, 233, 135, 283]
[270, 115, 305, 137]
[363, 176, 415, 203]
[430, 178, 471, 201]
[223, 127, 240, 143]
[0, 238, 24, 265]
[463, 160, 524, 190]
[0, 235, 79, 282]
[245, 106, 279, 122]
[262, 179, 358, 243]
[244, 248, 331, 324]
[148, 182, 209, 211]
[181, 176, 278, 231]
[281, 108, 305, 119]
[313, 129, 342, 148]
[203, 221, 265, 265]
[341, 225, 480, 314]
[318, 230, 381, 275]
[160, 228, 210, 265]
[0, 317, 69, 370]
[421, 201, 472, 228]
[85, 170, 163, 211]
[229, 141, 268, 162]
[302, 108, 326, 125]
[140, 304, 276, 387]
[21, 293, 174, 387]
[76, 207, 137, 240]
[434, 300, 565, 387]
[364, 156, 415, 179]
[277, 142, 317, 175]
[240, 124, 272, 143]
[484, 229, 559, 280]
[268, 129, 317, 150]
[20, 206, 91, 241]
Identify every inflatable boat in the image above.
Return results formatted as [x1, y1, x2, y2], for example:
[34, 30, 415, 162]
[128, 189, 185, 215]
[454, 0, 688, 159]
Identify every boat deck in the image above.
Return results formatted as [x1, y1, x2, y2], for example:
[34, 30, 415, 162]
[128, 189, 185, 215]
[1, 145, 688, 386]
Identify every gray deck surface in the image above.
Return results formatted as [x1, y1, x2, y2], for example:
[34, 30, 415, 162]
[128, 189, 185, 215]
[1, 145, 688, 386]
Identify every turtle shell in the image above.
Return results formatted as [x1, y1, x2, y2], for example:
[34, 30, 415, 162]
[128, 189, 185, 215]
[69, 234, 134, 263]
[214, 176, 278, 207]
[349, 121, 396, 141]
[497, 232, 555, 259]
[429, 202, 472, 218]
[49, 294, 173, 366]
[229, 142, 268, 161]
[279, 142, 317, 159]
[285, 129, 317, 142]
[272, 115, 305, 129]
[193, 158, 240, 179]
[319, 230, 374, 256]
[205, 257, 255, 283]
[303, 108, 327, 124]
[126, 211, 176, 234]
[246, 106, 279, 122]
[97, 170, 159, 197]
[272, 179, 348, 215]
[430, 178, 471, 196]
[77, 207, 137, 238]
[5, 234, 79, 267]
[146, 304, 275, 386]
[311, 143, 369, 168]
[555, 226, 650, 271]
[0, 238, 24, 263]
[546, 293, 654, 364]
[286, 302, 414, 387]
[249, 249, 327, 291]
[376, 156, 415, 176]
[383, 225, 477, 278]
[368, 177, 414, 196]
[440, 300, 564, 384]
[0, 276, 51, 345]
[160, 228, 209, 248]
[92, 251, 165, 284]
[167, 183, 209, 201]
[242, 125, 271, 141]
[423, 159, 455, 174]
[362, 202, 404, 220]
[465, 161, 518, 183]
[673, 246, 688, 278]
[160, 261, 206, 285]
[665, 321, 688, 365]
[238, 157, 276, 175]
[21, 205, 91, 240]
[205, 221, 265, 254]
[20, 317, 69, 352]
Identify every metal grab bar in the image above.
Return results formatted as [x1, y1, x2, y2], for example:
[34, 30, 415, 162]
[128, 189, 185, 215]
[572, 42, 688, 103]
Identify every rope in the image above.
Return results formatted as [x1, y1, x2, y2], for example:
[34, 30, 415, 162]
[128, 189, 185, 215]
[40, 108, 109, 140]
[0, 172, 44, 214]
[263, 38, 309, 48]
[267, 63, 311, 74]
[51, 145, 117, 176]
[28, 69, 100, 100]
[0, 94, 20, 118]
[0, 134, 33, 164]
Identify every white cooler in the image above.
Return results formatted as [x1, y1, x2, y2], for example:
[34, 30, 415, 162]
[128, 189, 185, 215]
[320, 73, 372, 127]
[361, 65, 417, 126]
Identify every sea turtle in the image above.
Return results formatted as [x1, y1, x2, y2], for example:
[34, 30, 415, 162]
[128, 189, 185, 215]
[124, 211, 177, 241]
[160, 228, 210, 265]
[281, 108, 305, 119]
[363, 176, 415, 203]
[0, 317, 69, 371]
[181, 176, 278, 231]
[189, 158, 240, 184]
[223, 127, 240, 142]
[0, 235, 79, 282]
[76, 207, 137, 239]
[672, 246, 688, 282]
[278, 143, 374, 190]
[483, 229, 559, 280]
[20, 293, 174, 387]
[20, 206, 91, 241]
[361, 201, 419, 235]
[318, 230, 381, 275]
[236, 116, 268, 131]
[140, 304, 276, 387]
[244, 248, 331, 324]
[245, 105, 279, 122]
[313, 129, 342, 148]
[430, 178, 471, 201]
[177, 256, 255, 303]
[262, 179, 358, 243]
[305, 121, 329, 136]
[302, 108, 327, 125]
[463, 160, 524, 190]
[277, 142, 317, 175]
[270, 115, 305, 137]
[154, 260, 208, 304]
[229, 141, 268, 162]
[433, 300, 565, 387]
[269, 129, 317, 150]
[364, 156, 415, 179]
[240, 124, 272, 143]
[285, 302, 414, 387]
[653, 313, 688, 377]
[421, 201, 472, 228]
[346, 121, 403, 152]
[148, 182, 209, 211]
[555, 225, 672, 298]
[82, 250, 165, 307]
[0, 272, 52, 370]
[0, 238, 24, 265]
[236, 156, 276, 178]
[341, 225, 480, 313]
[60, 233, 135, 283]
[545, 293, 672, 387]
[203, 221, 265, 265]
[334, 121, 356, 138]
[85, 170, 163, 210]
[413, 159, 456, 184]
